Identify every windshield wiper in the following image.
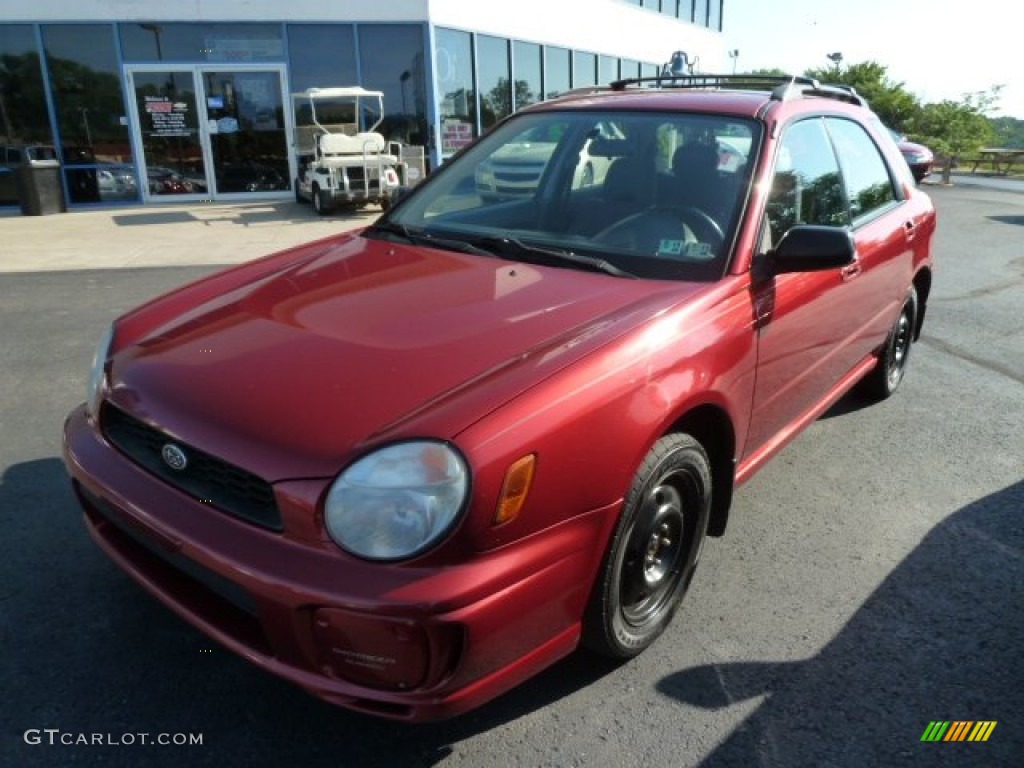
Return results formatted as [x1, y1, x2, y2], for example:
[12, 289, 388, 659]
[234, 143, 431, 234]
[366, 221, 497, 258]
[476, 235, 637, 279]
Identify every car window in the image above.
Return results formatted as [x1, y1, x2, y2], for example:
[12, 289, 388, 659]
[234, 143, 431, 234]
[393, 111, 761, 281]
[764, 118, 849, 246]
[825, 117, 898, 223]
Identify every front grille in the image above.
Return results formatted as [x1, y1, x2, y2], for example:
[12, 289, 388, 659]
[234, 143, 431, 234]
[101, 403, 282, 531]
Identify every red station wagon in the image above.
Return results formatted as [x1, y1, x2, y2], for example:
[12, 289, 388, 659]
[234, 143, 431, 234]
[63, 74, 936, 721]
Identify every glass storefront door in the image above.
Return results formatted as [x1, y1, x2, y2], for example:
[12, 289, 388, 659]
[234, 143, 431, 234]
[127, 65, 292, 201]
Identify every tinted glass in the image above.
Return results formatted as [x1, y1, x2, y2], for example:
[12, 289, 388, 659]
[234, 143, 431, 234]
[359, 25, 428, 146]
[572, 51, 596, 87]
[512, 41, 542, 110]
[287, 25, 357, 93]
[598, 56, 618, 86]
[0, 24, 54, 205]
[387, 111, 761, 282]
[708, 0, 722, 30]
[120, 23, 284, 62]
[620, 58, 640, 81]
[435, 28, 475, 157]
[43, 24, 134, 203]
[544, 46, 570, 99]
[477, 35, 510, 130]
[826, 117, 897, 222]
[693, 0, 709, 25]
[765, 118, 849, 244]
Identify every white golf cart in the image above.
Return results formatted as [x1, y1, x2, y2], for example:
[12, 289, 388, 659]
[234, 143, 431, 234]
[292, 87, 403, 214]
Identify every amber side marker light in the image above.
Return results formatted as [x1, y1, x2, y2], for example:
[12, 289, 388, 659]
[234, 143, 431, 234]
[494, 454, 536, 526]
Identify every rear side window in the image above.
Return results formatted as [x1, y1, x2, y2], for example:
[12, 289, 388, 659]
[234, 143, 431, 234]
[825, 117, 897, 222]
[764, 118, 849, 245]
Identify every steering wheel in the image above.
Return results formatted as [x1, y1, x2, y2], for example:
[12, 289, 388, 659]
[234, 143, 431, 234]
[593, 206, 724, 256]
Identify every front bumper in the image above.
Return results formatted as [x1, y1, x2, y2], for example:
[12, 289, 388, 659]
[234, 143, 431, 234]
[62, 405, 615, 720]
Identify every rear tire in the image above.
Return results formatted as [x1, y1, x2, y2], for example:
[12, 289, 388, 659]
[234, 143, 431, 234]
[583, 433, 711, 658]
[862, 286, 918, 399]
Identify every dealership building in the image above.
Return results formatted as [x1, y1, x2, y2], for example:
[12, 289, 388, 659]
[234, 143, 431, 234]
[0, 1, 727, 208]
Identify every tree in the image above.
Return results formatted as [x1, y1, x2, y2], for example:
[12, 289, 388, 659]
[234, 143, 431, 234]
[803, 61, 918, 130]
[913, 90, 998, 182]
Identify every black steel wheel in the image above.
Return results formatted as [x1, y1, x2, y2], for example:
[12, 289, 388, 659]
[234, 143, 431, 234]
[862, 285, 918, 399]
[583, 433, 711, 658]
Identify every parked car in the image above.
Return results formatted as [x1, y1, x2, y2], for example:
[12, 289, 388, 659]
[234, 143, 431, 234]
[147, 166, 195, 195]
[97, 164, 138, 200]
[474, 122, 620, 201]
[64, 74, 935, 722]
[889, 128, 934, 182]
[217, 162, 289, 193]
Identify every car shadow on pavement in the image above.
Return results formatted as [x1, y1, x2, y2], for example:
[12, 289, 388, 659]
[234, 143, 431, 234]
[656, 480, 1023, 767]
[2, 456, 623, 768]
[988, 215, 1024, 227]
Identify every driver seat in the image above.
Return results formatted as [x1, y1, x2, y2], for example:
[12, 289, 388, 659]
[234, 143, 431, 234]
[573, 154, 655, 235]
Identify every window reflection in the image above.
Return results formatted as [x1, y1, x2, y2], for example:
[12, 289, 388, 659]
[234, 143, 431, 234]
[359, 25, 428, 147]
[512, 41, 541, 110]
[544, 46, 570, 100]
[0, 24, 54, 206]
[43, 24, 135, 203]
[599, 56, 618, 86]
[120, 23, 284, 63]
[287, 25, 357, 93]
[573, 51, 596, 87]
[477, 35, 510, 131]
[435, 28, 475, 158]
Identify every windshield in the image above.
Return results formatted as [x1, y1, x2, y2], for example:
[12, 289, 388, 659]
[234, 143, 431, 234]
[382, 110, 760, 281]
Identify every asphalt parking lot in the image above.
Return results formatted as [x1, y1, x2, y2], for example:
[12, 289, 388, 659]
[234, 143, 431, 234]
[1, 183, 1021, 767]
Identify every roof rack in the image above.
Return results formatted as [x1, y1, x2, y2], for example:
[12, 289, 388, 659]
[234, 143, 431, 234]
[607, 74, 868, 107]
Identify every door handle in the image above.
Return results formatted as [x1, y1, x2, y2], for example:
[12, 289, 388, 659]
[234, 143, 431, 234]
[903, 219, 916, 241]
[840, 261, 862, 281]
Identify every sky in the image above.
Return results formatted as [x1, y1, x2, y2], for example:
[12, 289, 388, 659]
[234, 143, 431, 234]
[722, 0, 1021, 120]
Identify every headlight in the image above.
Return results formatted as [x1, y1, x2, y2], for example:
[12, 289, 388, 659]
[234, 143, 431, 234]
[86, 324, 114, 420]
[324, 441, 469, 561]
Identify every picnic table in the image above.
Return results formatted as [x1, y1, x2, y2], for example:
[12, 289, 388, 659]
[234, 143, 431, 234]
[970, 148, 1024, 175]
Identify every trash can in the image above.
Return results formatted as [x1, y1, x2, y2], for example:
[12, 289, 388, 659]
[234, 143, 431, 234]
[15, 155, 66, 216]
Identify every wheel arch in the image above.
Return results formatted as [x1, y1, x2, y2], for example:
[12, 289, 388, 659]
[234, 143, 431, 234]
[665, 403, 736, 537]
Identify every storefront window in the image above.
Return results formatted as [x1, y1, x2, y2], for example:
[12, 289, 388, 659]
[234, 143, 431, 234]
[709, 1, 722, 31]
[620, 58, 640, 81]
[544, 46, 570, 99]
[0, 24, 53, 206]
[477, 35, 510, 131]
[572, 51, 596, 87]
[43, 24, 134, 203]
[435, 28, 475, 158]
[287, 25, 357, 93]
[693, 0, 710, 26]
[359, 25, 428, 146]
[120, 23, 284, 63]
[512, 41, 541, 111]
[598, 55, 618, 86]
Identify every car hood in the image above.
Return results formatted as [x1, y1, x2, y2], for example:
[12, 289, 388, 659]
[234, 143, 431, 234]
[108, 233, 700, 480]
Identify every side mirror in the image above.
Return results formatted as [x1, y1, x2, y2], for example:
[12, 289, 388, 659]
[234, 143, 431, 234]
[760, 225, 855, 277]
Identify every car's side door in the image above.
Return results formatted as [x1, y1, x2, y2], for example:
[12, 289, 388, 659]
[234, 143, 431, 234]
[741, 116, 879, 459]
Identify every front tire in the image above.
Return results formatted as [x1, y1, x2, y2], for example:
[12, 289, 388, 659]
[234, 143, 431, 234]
[583, 433, 711, 658]
[312, 184, 331, 216]
[862, 285, 918, 399]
